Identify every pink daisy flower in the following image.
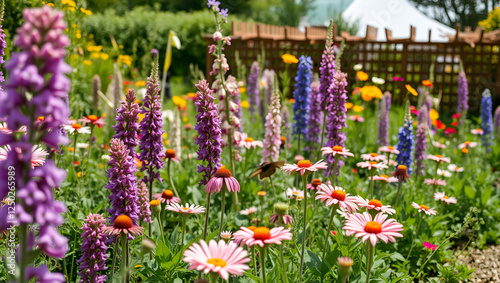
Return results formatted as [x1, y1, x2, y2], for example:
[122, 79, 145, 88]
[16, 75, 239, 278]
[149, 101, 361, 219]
[152, 189, 181, 204]
[458, 141, 478, 149]
[240, 207, 258, 215]
[183, 239, 250, 280]
[205, 167, 240, 193]
[0, 145, 49, 168]
[360, 153, 387, 162]
[378, 146, 400, 155]
[233, 226, 292, 247]
[281, 159, 328, 176]
[315, 185, 359, 213]
[371, 174, 398, 183]
[343, 212, 404, 246]
[470, 128, 484, 135]
[424, 179, 447, 186]
[239, 133, 263, 149]
[426, 154, 451, 163]
[306, 178, 323, 190]
[411, 202, 437, 215]
[447, 164, 464, 172]
[103, 215, 144, 236]
[348, 115, 365, 122]
[166, 203, 206, 214]
[79, 115, 106, 128]
[423, 241, 436, 250]
[165, 149, 181, 163]
[356, 161, 388, 170]
[434, 192, 457, 204]
[285, 188, 304, 200]
[432, 141, 447, 149]
[355, 197, 396, 215]
[269, 214, 294, 225]
[321, 145, 355, 158]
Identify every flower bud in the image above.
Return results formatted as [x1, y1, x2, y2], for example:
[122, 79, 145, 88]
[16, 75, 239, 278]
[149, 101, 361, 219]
[149, 200, 161, 214]
[213, 31, 222, 41]
[337, 257, 353, 278]
[141, 239, 156, 254]
[274, 202, 289, 216]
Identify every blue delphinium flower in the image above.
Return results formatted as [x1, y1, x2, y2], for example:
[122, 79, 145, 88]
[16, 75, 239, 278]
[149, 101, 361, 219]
[481, 89, 493, 151]
[395, 107, 415, 175]
[292, 55, 313, 143]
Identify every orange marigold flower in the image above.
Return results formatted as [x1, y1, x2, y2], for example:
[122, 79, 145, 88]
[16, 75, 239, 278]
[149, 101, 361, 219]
[356, 71, 368, 81]
[405, 84, 418, 96]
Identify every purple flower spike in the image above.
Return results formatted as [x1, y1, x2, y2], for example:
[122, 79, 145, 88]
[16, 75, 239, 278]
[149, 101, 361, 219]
[306, 81, 322, 153]
[113, 89, 140, 158]
[77, 213, 108, 283]
[377, 92, 391, 146]
[262, 86, 282, 163]
[248, 61, 260, 114]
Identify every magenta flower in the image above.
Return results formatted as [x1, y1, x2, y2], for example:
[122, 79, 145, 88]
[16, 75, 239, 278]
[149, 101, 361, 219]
[307, 178, 323, 190]
[343, 212, 403, 246]
[77, 213, 108, 283]
[315, 185, 359, 212]
[423, 241, 436, 250]
[183, 239, 250, 280]
[205, 167, 240, 193]
[281, 159, 328, 176]
[233, 226, 292, 247]
[137, 181, 152, 224]
[434, 192, 457, 204]
[411, 202, 437, 215]
[355, 197, 396, 215]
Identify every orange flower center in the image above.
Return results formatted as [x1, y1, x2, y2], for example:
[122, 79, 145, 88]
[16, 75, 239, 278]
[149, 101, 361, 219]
[280, 136, 286, 143]
[165, 149, 176, 158]
[455, 166, 459, 170]
[72, 123, 82, 129]
[215, 168, 232, 178]
[257, 191, 266, 197]
[181, 207, 189, 211]
[370, 153, 378, 157]
[253, 227, 271, 240]
[388, 146, 394, 150]
[368, 199, 382, 207]
[244, 137, 254, 142]
[380, 174, 389, 179]
[162, 190, 174, 199]
[435, 154, 442, 158]
[369, 161, 378, 165]
[465, 141, 470, 145]
[397, 165, 407, 171]
[420, 204, 429, 210]
[114, 215, 133, 229]
[330, 190, 346, 201]
[247, 226, 257, 231]
[38, 116, 45, 121]
[364, 221, 382, 233]
[207, 258, 227, 267]
[87, 115, 99, 122]
[443, 196, 449, 199]
[355, 115, 360, 119]
[462, 148, 469, 154]
[297, 160, 312, 168]
[332, 145, 343, 152]
[311, 179, 322, 186]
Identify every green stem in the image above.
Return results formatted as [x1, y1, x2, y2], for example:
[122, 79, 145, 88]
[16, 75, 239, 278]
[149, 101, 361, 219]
[148, 180, 153, 239]
[181, 216, 186, 247]
[168, 159, 180, 198]
[121, 234, 128, 283]
[412, 237, 451, 279]
[19, 224, 27, 283]
[110, 241, 118, 283]
[260, 247, 267, 283]
[69, 231, 77, 281]
[203, 193, 211, 240]
[331, 156, 339, 187]
[316, 112, 328, 160]
[439, 201, 445, 214]
[252, 246, 258, 275]
[365, 243, 375, 283]
[394, 180, 403, 210]
[406, 213, 422, 261]
[299, 174, 309, 281]
[321, 206, 336, 261]
[279, 244, 288, 283]
[218, 189, 226, 239]
[72, 133, 78, 164]
[380, 183, 385, 202]
[157, 212, 165, 244]
[269, 175, 277, 203]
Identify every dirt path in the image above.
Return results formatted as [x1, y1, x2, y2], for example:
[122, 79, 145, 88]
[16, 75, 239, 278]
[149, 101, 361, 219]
[458, 245, 500, 282]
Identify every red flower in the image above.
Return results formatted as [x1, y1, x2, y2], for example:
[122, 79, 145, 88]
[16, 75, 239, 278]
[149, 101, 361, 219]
[123, 81, 132, 86]
[444, 128, 456, 134]
[410, 106, 419, 116]
[352, 168, 358, 173]
[436, 120, 446, 130]
[73, 161, 80, 166]
[451, 121, 458, 127]
[331, 231, 337, 235]
[452, 113, 462, 119]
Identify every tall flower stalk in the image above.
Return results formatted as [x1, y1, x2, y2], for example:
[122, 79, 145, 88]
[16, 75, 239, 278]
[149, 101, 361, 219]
[378, 91, 391, 146]
[457, 65, 469, 114]
[395, 105, 415, 175]
[113, 89, 140, 158]
[414, 105, 428, 176]
[137, 180, 152, 225]
[262, 82, 282, 163]
[248, 61, 260, 114]
[494, 106, 500, 139]
[77, 213, 108, 283]
[0, 6, 71, 282]
[306, 81, 322, 155]
[481, 89, 493, 152]
[292, 55, 312, 153]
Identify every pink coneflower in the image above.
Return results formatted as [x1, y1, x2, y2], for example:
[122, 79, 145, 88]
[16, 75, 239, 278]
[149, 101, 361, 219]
[360, 153, 387, 162]
[426, 154, 450, 163]
[205, 167, 240, 193]
[281, 159, 328, 176]
[348, 115, 365, 122]
[371, 174, 398, 183]
[270, 214, 294, 225]
[437, 169, 452, 177]
[321, 145, 355, 158]
[356, 161, 388, 170]
[447, 164, 464, 172]
[152, 189, 181, 204]
[378, 146, 400, 155]
[306, 178, 323, 190]
[103, 215, 144, 236]
[458, 141, 478, 149]
[79, 115, 106, 128]
[63, 123, 91, 134]
[423, 242, 436, 250]
[315, 185, 359, 213]
[285, 188, 304, 200]
[220, 231, 232, 240]
[0, 145, 49, 168]
[355, 197, 396, 215]
[166, 203, 206, 214]
[424, 179, 447, 186]
[434, 192, 457, 204]
[470, 128, 484, 135]
[343, 212, 403, 246]
[239, 133, 263, 149]
[240, 207, 258, 215]
[432, 141, 447, 149]
[411, 202, 437, 215]
[165, 149, 181, 163]
[232, 226, 292, 247]
[183, 239, 250, 280]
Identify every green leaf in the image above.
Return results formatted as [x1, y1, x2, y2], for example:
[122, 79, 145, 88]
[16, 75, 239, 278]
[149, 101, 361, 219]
[305, 250, 322, 277]
[391, 252, 405, 261]
[243, 271, 261, 282]
[464, 185, 475, 199]
[481, 186, 492, 205]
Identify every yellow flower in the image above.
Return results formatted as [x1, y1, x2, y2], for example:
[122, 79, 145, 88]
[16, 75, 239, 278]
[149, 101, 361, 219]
[117, 55, 133, 66]
[62, 0, 76, 7]
[352, 105, 364, 112]
[239, 87, 247, 93]
[80, 8, 92, 16]
[77, 172, 82, 178]
[45, 3, 54, 7]
[429, 109, 439, 121]
[360, 85, 382, 101]
[162, 132, 168, 138]
[100, 53, 109, 60]
[281, 54, 299, 64]
[345, 102, 353, 110]
[76, 31, 82, 39]
[241, 100, 249, 109]
[83, 60, 92, 65]
[98, 163, 104, 169]
[67, 7, 75, 12]
[135, 81, 146, 87]
[405, 84, 418, 96]
[182, 117, 188, 123]
[172, 96, 187, 108]
[138, 113, 145, 123]
[187, 92, 197, 99]
[356, 71, 368, 81]
[67, 147, 74, 152]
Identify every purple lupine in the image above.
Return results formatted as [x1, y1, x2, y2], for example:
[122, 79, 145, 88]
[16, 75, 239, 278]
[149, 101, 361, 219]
[77, 213, 108, 283]
[324, 71, 348, 177]
[137, 180, 152, 224]
[0, 6, 69, 282]
[292, 55, 312, 141]
[138, 51, 165, 185]
[318, 27, 336, 111]
[377, 91, 391, 146]
[494, 106, 500, 138]
[262, 86, 282, 163]
[217, 75, 242, 146]
[457, 71, 469, 113]
[306, 81, 322, 153]
[106, 138, 140, 225]
[260, 69, 275, 125]
[113, 89, 139, 158]
[281, 104, 291, 146]
[248, 61, 260, 114]
[0, 4, 5, 90]
[481, 89, 493, 151]
[414, 105, 428, 176]
[422, 91, 432, 129]
[195, 80, 223, 186]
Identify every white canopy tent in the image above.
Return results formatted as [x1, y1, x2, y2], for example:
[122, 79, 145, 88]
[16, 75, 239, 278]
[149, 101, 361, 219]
[342, 0, 456, 42]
